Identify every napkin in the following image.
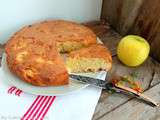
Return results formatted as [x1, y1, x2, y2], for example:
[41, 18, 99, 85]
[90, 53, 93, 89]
[0, 67, 106, 120]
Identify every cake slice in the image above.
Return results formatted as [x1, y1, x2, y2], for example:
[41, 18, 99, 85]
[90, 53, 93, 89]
[66, 44, 112, 73]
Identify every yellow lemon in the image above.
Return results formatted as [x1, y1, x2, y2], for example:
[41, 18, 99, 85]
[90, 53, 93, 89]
[117, 35, 150, 67]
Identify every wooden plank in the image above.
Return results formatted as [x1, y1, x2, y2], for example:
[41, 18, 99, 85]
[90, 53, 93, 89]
[97, 82, 160, 120]
[130, 0, 160, 43]
[89, 22, 160, 120]
[150, 59, 160, 87]
[151, 36, 160, 62]
[101, 0, 144, 35]
[101, 0, 160, 61]
[93, 56, 160, 120]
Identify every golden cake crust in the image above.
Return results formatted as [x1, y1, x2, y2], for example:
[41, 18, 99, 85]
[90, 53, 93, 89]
[6, 36, 69, 86]
[14, 20, 97, 52]
[5, 20, 97, 86]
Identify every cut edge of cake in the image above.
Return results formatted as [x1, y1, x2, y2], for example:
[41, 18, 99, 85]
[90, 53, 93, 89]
[66, 44, 112, 73]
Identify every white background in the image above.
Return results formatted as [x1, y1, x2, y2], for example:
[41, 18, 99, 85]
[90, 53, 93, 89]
[0, 0, 102, 44]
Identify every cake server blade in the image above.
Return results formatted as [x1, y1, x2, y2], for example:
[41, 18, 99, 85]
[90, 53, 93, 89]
[69, 74, 159, 107]
[69, 74, 107, 89]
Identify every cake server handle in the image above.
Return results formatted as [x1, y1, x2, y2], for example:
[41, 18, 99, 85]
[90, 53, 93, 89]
[112, 83, 159, 107]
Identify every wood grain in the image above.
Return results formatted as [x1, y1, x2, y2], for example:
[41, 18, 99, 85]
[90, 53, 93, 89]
[86, 21, 160, 120]
[97, 83, 160, 120]
[101, 0, 160, 61]
[93, 56, 160, 120]
[101, 0, 143, 35]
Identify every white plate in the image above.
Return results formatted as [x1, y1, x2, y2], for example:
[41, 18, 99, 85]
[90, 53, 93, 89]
[2, 38, 106, 96]
[2, 53, 89, 96]
[2, 55, 107, 96]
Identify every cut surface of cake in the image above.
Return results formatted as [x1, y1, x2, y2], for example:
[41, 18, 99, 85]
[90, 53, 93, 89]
[66, 44, 112, 73]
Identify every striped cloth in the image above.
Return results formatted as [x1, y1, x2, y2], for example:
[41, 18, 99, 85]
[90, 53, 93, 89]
[0, 67, 106, 120]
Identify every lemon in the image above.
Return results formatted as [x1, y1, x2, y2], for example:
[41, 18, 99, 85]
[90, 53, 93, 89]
[117, 35, 150, 67]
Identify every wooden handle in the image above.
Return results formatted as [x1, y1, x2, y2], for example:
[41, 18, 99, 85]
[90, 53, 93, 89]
[115, 83, 159, 107]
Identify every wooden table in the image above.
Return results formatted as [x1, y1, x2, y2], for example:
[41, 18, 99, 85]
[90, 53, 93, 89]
[1, 22, 160, 120]
[85, 22, 160, 120]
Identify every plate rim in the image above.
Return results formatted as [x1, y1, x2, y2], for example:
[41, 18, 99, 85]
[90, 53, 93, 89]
[1, 53, 89, 96]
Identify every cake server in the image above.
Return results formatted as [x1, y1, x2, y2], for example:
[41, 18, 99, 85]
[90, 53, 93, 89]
[69, 74, 159, 107]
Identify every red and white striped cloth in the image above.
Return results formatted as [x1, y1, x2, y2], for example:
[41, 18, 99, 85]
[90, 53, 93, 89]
[0, 67, 105, 120]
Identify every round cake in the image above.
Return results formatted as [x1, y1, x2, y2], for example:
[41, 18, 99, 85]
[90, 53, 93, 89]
[5, 20, 97, 86]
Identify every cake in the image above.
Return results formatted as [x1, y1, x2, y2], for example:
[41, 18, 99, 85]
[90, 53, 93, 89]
[66, 44, 112, 73]
[5, 20, 112, 86]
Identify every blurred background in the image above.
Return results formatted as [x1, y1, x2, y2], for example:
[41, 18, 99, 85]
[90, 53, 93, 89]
[0, 0, 102, 44]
